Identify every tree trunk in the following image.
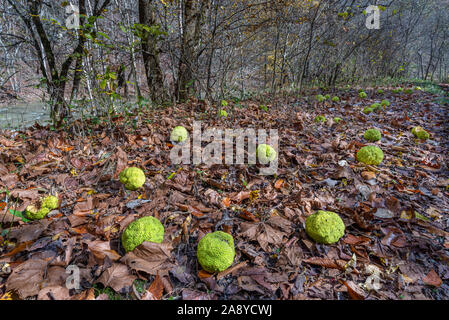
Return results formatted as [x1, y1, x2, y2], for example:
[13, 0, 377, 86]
[176, 0, 206, 102]
[139, 0, 166, 102]
[70, 0, 87, 105]
[299, 2, 321, 92]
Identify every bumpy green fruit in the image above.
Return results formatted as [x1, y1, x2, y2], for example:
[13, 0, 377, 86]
[119, 167, 146, 190]
[324, 94, 331, 100]
[332, 96, 340, 102]
[121, 216, 164, 252]
[364, 129, 381, 142]
[257, 144, 277, 163]
[377, 89, 384, 94]
[170, 126, 188, 143]
[25, 206, 50, 220]
[333, 117, 343, 123]
[371, 103, 382, 111]
[359, 92, 367, 98]
[316, 95, 326, 102]
[363, 107, 374, 114]
[381, 100, 390, 107]
[305, 211, 345, 244]
[356, 146, 384, 165]
[219, 110, 228, 117]
[25, 195, 59, 220]
[41, 195, 59, 211]
[404, 88, 413, 94]
[197, 231, 235, 273]
[411, 126, 430, 140]
[314, 115, 326, 123]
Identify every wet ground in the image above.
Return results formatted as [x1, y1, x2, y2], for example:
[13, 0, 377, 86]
[0, 102, 51, 129]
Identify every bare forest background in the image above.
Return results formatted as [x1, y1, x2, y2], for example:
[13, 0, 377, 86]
[0, 0, 448, 126]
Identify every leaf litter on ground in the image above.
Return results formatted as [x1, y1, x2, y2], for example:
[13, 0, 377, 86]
[0, 86, 448, 300]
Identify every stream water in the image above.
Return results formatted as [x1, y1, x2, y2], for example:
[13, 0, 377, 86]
[0, 102, 51, 129]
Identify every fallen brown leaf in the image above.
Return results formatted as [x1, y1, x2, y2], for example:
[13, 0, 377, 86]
[114, 146, 128, 179]
[303, 257, 347, 270]
[341, 280, 365, 300]
[121, 241, 174, 276]
[146, 273, 164, 300]
[71, 288, 95, 300]
[96, 263, 136, 292]
[6, 258, 48, 298]
[37, 285, 71, 300]
[361, 171, 376, 180]
[85, 239, 121, 261]
[422, 270, 442, 287]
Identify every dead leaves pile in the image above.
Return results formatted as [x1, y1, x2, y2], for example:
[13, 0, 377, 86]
[0, 88, 448, 300]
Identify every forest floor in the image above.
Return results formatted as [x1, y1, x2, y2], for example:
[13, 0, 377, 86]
[0, 84, 448, 300]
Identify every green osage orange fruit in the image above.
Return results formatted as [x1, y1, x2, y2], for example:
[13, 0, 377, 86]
[119, 167, 146, 191]
[121, 216, 165, 252]
[314, 115, 326, 123]
[356, 145, 384, 165]
[24, 195, 59, 220]
[305, 211, 345, 244]
[364, 129, 381, 142]
[257, 144, 277, 164]
[411, 126, 430, 140]
[197, 231, 235, 273]
[170, 126, 189, 143]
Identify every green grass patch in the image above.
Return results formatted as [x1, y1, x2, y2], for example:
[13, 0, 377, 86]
[93, 284, 124, 300]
